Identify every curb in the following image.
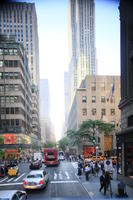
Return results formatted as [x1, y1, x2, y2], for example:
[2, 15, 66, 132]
[75, 172, 92, 199]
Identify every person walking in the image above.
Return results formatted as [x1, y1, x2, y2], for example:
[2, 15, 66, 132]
[85, 164, 91, 181]
[99, 169, 106, 195]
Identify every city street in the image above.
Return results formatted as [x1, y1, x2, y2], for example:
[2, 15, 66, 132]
[0, 161, 90, 199]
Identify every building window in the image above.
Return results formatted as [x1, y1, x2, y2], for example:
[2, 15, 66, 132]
[16, 119, 19, 126]
[82, 108, 87, 116]
[92, 108, 96, 115]
[128, 115, 133, 127]
[82, 96, 87, 103]
[101, 96, 106, 103]
[101, 108, 106, 116]
[0, 61, 3, 67]
[11, 108, 14, 114]
[92, 96, 96, 103]
[0, 49, 3, 55]
[111, 109, 115, 115]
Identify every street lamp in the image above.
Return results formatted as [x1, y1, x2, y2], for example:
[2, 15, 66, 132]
[96, 146, 99, 161]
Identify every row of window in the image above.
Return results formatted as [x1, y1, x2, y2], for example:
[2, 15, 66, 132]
[0, 119, 31, 131]
[0, 107, 25, 115]
[82, 96, 114, 103]
[82, 108, 115, 116]
[0, 96, 25, 106]
[0, 72, 20, 80]
[0, 60, 18, 68]
[0, 84, 20, 92]
[0, 48, 17, 55]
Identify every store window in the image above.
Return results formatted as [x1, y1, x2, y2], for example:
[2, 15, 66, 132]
[125, 143, 133, 178]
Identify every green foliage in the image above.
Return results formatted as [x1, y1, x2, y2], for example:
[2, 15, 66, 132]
[66, 119, 114, 147]
[0, 136, 4, 144]
[58, 136, 68, 152]
[44, 141, 56, 148]
[0, 150, 5, 158]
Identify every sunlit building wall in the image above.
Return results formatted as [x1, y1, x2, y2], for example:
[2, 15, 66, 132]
[0, 35, 33, 150]
[67, 75, 121, 154]
[40, 79, 51, 143]
[68, 0, 97, 104]
[0, 2, 41, 143]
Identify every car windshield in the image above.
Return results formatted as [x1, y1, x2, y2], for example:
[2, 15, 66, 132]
[27, 174, 42, 178]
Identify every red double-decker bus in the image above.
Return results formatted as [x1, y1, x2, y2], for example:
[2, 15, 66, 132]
[44, 148, 59, 166]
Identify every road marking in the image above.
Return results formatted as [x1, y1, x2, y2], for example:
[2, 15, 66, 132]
[51, 180, 79, 184]
[0, 182, 23, 186]
[7, 177, 14, 182]
[59, 172, 62, 180]
[65, 171, 70, 179]
[71, 162, 78, 169]
[75, 173, 92, 198]
[0, 177, 8, 183]
[54, 172, 57, 180]
[13, 173, 25, 182]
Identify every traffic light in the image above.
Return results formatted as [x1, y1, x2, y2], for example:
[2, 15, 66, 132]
[92, 136, 96, 144]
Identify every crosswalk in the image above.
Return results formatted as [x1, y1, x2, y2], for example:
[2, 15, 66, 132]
[0, 169, 77, 186]
[71, 162, 78, 170]
[0, 173, 26, 185]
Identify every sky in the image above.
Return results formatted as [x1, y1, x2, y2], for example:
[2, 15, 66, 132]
[34, 0, 120, 141]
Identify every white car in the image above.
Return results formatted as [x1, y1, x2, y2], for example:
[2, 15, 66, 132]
[59, 155, 65, 161]
[0, 190, 27, 200]
[23, 170, 49, 190]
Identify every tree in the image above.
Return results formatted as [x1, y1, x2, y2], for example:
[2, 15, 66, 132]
[67, 120, 114, 147]
[58, 136, 69, 152]
[0, 136, 4, 144]
[44, 141, 56, 148]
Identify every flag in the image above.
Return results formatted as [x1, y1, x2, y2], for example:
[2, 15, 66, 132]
[109, 83, 114, 102]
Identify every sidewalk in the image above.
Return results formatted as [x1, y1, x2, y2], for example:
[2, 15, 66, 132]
[76, 170, 133, 199]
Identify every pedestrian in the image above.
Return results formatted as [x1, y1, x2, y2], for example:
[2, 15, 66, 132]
[105, 171, 111, 191]
[85, 164, 91, 181]
[94, 161, 99, 177]
[77, 161, 82, 176]
[99, 169, 106, 195]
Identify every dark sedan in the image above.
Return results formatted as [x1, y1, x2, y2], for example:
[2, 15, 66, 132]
[29, 160, 42, 170]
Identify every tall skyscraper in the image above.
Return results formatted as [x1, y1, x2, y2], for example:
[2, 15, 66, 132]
[0, 2, 41, 144]
[40, 79, 51, 143]
[68, 0, 96, 102]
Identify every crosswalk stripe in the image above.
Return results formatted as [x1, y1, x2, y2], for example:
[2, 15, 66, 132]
[0, 182, 23, 186]
[0, 177, 8, 183]
[7, 177, 14, 182]
[13, 173, 25, 182]
[59, 172, 62, 180]
[54, 172, 57, 180]
[51, 180, 78, 184]
[65, 171, 70, 179]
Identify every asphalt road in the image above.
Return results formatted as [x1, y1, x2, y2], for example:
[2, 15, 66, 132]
[0, 161, 90, 199]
